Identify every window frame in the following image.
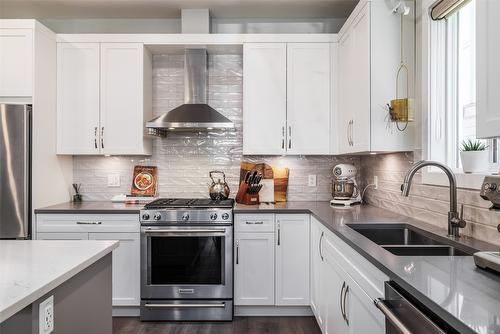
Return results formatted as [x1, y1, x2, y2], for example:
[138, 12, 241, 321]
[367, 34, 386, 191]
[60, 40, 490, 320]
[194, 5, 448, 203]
[422, 0, 498, 190]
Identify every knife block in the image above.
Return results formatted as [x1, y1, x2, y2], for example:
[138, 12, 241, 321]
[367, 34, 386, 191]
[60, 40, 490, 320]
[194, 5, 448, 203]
[235, 181, 260, 205]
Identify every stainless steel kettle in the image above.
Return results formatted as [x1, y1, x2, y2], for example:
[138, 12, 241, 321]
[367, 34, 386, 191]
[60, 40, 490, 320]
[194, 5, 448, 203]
[208, 170, 230, 200]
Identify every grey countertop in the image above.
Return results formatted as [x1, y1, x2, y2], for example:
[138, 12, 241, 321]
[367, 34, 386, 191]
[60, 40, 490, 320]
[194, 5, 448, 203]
[235, 202, 500, 334]
[36, 200, 500, 333]
[35, 201, 144, 214]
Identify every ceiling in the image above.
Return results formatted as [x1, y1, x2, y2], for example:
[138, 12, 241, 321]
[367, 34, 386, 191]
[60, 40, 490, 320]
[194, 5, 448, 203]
[0, 0, 358, 19]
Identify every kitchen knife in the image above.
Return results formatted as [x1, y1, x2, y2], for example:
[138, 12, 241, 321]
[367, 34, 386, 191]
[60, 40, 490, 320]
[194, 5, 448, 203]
[244, 171, 250, 184]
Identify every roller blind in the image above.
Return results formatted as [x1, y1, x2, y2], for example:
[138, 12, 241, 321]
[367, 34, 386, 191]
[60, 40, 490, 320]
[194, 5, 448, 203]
[430, 0, 471, 20]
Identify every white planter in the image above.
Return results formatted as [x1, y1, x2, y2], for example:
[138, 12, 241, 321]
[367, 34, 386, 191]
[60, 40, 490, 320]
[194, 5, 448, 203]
[460, 150, 489, 173]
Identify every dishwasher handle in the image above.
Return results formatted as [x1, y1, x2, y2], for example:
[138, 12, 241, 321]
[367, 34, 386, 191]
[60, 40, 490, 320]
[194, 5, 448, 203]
[377, 282, 447, 334]
[374, 299, 412, 334]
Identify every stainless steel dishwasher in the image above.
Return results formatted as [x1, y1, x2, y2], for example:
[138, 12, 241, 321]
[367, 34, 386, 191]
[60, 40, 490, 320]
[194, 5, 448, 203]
[374, 282, 449, 334]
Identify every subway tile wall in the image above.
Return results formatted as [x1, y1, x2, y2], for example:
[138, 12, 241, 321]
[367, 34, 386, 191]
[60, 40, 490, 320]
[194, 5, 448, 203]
[73, 54, 359, 202]
[361, 152, 500, 246]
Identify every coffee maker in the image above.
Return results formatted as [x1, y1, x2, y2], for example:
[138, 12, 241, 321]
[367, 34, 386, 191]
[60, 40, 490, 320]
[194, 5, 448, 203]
[330, 164, 362, 207]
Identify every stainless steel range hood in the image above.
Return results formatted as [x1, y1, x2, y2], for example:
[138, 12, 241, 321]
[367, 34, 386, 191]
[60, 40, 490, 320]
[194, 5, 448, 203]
[146, 48, 234, 136]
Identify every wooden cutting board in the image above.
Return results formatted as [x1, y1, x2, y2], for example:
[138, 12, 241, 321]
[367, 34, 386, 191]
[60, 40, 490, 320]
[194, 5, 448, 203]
[238, 162, 289, 202]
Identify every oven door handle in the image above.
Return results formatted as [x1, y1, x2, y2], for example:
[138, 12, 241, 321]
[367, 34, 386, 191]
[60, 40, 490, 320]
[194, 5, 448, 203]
[143, 229, 227, 234]
[143, 303, 226, 308]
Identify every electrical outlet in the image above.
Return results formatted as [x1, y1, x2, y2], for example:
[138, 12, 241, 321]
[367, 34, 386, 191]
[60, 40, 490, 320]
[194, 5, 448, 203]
[308, 175, 317, 187]
[39, 295, 54, 334]
[107, 174, 120, 187]
[374, 176, 378, 189]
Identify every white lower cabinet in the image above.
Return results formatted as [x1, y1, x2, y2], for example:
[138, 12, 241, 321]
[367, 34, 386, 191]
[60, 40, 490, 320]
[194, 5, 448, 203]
[311, 217, 386, 334]
[275, 214, 310, 305]
[89, 232, 140, 306]
[234, 232, 275, 305]
[234, 213, 310, 307]
[35, 213, 141, 307]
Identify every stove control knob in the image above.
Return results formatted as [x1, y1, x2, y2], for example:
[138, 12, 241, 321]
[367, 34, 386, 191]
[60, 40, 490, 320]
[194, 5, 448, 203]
[142, 213, 150, 220]
[182, 213, 190, 221]
[210, 213, 218, 220]
[154, 213, 162, 221]
[222, 213, 229, 220]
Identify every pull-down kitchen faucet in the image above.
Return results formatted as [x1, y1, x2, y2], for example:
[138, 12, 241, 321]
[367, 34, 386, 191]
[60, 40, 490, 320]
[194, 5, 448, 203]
[401, 160, 466, 238]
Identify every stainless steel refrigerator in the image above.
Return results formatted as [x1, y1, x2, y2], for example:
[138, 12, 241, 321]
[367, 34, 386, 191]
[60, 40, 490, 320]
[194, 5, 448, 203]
[0, 104, 31, 239]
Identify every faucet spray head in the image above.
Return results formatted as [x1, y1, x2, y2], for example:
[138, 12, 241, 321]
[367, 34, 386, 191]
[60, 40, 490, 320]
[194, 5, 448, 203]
[401, 182, 410, 196]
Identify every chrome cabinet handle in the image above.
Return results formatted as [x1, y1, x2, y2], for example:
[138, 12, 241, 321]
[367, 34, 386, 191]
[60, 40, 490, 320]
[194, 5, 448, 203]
[245, 221, 264, 225]
[282, 126, 285, 149]
[76, 221, 102, 225]
[144, 303, 225, 308]
[101, 126, 104, 149]
[288, 126, 292, 149]
[347, 121, 351, 146]
[343, 284, 350, 326]
[319, 231, 324, 261]
[94, 127, 98, 149]
[236, 240, 239, 264]
[340, 281, 346, 320]
[277, 222, 281, 246]
[374, 299, 413, 334]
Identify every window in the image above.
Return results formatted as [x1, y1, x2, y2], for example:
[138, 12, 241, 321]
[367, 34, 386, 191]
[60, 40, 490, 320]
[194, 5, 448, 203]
[429, 0, 499, 172]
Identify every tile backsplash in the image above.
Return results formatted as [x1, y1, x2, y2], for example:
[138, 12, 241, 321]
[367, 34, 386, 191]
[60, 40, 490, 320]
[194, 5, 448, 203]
[73, 54, 359, 201]
[361, 152, 500, 246]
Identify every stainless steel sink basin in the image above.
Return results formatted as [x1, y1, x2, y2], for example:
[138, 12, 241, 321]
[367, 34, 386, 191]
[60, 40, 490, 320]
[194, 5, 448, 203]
[382, 245, 471, 256]
[347, 224, 475, 256]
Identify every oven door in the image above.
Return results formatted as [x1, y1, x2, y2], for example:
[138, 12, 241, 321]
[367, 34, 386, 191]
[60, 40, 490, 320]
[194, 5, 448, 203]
[141, 225, 233, 300]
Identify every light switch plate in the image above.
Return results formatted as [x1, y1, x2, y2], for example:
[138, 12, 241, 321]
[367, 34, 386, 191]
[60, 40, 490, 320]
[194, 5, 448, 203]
[308, 175, 317, 187]
[107, 174, 120, 187]
[39, 295, 54, 334]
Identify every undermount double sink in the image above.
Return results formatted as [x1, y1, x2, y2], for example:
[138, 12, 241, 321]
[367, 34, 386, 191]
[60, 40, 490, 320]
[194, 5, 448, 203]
[347, 224, 476, 256]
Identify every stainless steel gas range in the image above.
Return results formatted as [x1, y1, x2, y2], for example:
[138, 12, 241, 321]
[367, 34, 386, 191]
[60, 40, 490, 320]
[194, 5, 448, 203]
[140, 198, 234, 321]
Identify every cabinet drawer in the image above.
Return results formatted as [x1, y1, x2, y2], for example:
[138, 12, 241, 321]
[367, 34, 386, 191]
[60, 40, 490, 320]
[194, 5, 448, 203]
[235, 214, 275, 232]
[36, 214, 140, 233]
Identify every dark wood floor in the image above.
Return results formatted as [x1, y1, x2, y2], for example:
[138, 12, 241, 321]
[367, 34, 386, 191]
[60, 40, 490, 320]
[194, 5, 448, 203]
[113, 317, 321, 334]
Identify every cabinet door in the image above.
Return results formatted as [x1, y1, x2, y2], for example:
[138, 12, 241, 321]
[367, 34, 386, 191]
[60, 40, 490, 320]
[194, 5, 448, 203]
[344, 275, 385, 334]
[275, 214, 310, 306]
[350, 4, 371, 152]
[89, 232, 140, 306]
[0, 29, 33, 97]
[310, 218, 324, 328]
[337, 30, 354, 154]
[100, 43, 147, 155]
[234, 232, 275, 305]
[243, 43, 287, 155]
[57, 43, 100, 154]
[476, 0, 500, 138]
[37, 232, 88, 240]
[286, 43, 330, 155]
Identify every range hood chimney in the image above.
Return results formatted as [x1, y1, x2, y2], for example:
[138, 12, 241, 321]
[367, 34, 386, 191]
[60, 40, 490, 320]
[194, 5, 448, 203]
[146, 9, 234, 136]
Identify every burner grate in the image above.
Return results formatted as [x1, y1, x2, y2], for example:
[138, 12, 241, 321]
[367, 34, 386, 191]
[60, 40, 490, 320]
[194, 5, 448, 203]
[144, 198, 234, 209]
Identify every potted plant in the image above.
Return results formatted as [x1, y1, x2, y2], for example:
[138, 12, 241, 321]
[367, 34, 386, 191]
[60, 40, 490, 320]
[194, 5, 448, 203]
[460, 139, 489, 173]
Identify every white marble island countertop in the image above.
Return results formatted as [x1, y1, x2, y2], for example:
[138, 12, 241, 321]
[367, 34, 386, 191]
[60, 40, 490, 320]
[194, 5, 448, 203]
[0, 240, 119, 323]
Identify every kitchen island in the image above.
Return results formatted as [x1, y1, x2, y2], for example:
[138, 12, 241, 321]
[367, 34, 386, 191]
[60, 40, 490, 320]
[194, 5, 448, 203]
[0, 240, 118, 333]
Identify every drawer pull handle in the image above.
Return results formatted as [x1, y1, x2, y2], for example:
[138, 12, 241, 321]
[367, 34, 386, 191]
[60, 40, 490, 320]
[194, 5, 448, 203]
[144, 303, 225, 308]
[245, 221, 264, 225]
[76, 221, 102, 225]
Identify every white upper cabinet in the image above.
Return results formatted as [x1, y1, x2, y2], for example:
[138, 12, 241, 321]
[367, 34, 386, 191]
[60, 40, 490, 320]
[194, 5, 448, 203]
[243, 42, 331, 155]
[243, 43, 287, 155]
[476, 0, 500, 138]
[336, 0, 415, 154]
[0, 28, 33, 97]
[57, 43, 100, 154]
[100, 43, 151, 155]
[286, 43, 331, 154]
[275, 214, 310, 306]
[57, 42, 152, 155]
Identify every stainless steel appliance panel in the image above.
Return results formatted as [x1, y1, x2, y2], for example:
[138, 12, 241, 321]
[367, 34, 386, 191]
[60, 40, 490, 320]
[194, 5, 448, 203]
[0, 104, 31, 239]
[141, 299, 233, 321]
[141, 225, 233, 300]
[377, 282, 447, 334]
